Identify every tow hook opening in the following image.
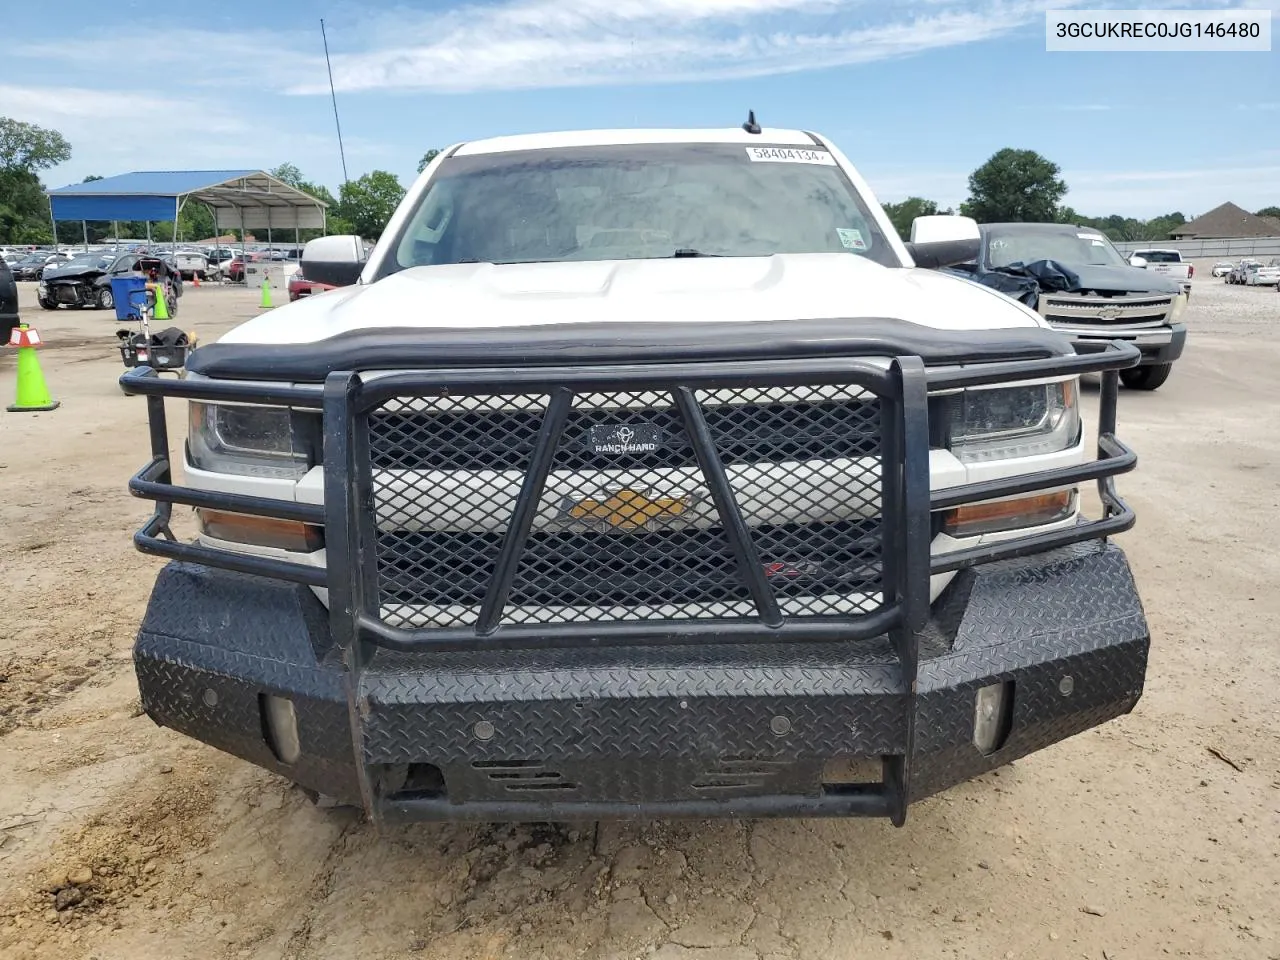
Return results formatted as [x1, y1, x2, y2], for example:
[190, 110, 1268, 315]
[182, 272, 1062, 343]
[973, 681, 1014, 756]
[259, 694, 302, 765]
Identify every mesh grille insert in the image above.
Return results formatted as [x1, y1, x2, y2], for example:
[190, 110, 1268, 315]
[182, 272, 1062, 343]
[368, 384, 885, 630]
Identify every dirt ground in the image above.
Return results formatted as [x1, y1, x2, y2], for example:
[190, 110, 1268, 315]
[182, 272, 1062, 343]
[1, 270, 1278, 960]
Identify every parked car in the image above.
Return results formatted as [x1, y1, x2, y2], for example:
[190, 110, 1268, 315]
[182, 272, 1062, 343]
[1245, 260, 1280, 286]
[204, 246, 236, 272]
[1129, 248, 1192, 297]
[950, 222, 1186, 390]
[11, 252, 74, 281]
[224, 253, 265, 283]
[1228, 259, 1262, 284]
[1211, 260, 1235, 278]
[0, 255, 18, 341]
[119, 123, 1149, 825]
[172, 249, 212, 281]
[287, 269, 336, 301]
[38, 252, 182, 313]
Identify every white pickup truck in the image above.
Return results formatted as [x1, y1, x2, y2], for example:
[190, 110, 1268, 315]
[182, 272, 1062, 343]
[121, 124, 1148, 825]
[1130, 248, 1193, 297]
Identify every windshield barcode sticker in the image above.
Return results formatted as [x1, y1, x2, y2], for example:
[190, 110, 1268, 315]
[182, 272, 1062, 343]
[745, 147, 837, 165]
[837, 228, 867, 250]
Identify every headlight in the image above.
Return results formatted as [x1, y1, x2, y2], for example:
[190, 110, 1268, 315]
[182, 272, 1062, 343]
[1169, 292, 1187, 323]
[943, 380, 1080, 463]
[188, 402, 311, 478]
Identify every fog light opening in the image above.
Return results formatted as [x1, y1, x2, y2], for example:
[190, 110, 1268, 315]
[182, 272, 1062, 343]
[973, 681, 1014, 756]
[260, 694, 302, 765]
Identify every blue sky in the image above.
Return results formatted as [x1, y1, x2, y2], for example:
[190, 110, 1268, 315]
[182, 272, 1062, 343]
[2, 0, 1276, 218]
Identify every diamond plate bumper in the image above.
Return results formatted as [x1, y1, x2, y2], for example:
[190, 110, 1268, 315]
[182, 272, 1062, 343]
[134, 541, 1148, 821]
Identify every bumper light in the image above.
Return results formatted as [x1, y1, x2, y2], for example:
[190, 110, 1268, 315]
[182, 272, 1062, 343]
[973, 682, 1013, 755]
[196, 508, 323, 552]
[943, 490, 1075, 538]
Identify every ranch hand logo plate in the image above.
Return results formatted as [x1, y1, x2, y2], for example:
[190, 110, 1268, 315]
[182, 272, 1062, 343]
[587, 423, 663, 455]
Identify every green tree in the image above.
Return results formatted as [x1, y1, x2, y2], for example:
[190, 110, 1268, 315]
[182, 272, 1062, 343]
[0, 171, 53, 244]
[880, 197, 953, 242]
[0, 118, 71, 172]
[0, 117, 72, 244]
[1256, 206, 1280, 219]
[961, 148, 1067, 223]
[270, 162, 304, 187]
[417, 149, 441, 174]
[335, 170, 405, 240]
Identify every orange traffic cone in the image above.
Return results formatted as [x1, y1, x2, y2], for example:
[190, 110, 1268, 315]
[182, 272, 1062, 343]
[192, 272, 201, 288]
[6, 323, 60, 412]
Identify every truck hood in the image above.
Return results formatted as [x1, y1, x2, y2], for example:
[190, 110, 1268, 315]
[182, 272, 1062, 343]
[41, 264, 104, 282]
[221, 253, 1045, 345]
[1032, 263, 1183, 297]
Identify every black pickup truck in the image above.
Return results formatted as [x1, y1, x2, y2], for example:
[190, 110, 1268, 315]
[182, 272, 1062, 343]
[952, 223, 1187, 391]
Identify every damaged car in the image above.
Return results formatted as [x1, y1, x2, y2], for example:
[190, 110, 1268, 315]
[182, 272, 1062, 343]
[38, 251, 182, 313]
[949, 223, 1186, 391]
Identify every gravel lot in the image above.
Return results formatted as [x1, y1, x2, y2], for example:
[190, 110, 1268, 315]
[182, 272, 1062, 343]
[1, 275, 1278, 960]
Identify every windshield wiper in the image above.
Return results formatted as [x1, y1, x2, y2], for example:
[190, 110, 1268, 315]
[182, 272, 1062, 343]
[672, 248, 722, 258]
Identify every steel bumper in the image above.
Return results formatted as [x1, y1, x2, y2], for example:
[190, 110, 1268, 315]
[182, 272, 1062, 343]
[1067, 324, 1186, 366]
[135, 541, 1148, 822]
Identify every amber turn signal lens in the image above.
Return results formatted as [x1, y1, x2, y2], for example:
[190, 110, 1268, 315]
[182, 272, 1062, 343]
[196, 509, 324, 552]
[943, 491, 1075, 538]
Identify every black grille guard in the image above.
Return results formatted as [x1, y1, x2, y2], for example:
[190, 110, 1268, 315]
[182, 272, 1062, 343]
[122, 339, 1140, 825]
[123, 341, 1140, 644]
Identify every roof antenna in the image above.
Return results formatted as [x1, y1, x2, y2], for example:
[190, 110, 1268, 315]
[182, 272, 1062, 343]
[742, 110, 762, 135]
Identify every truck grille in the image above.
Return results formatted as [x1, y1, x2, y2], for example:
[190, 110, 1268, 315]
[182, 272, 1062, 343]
[1040, 294, 1173, 328]
[368, 386, 884, 629]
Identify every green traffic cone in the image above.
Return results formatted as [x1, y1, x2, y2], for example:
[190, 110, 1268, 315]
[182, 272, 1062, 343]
[259, 278, 273, 309]
[153, 284, 170, 321]
[6, 324, 60, 413]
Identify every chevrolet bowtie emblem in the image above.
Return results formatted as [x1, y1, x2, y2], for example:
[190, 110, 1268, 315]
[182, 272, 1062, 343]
[568, 489, 691, 530]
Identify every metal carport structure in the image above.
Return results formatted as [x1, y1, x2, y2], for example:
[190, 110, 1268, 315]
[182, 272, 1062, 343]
[45, 170, 328, 251]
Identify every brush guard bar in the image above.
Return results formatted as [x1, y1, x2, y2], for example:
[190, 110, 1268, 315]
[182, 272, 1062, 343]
[121, 339, 1140, 825]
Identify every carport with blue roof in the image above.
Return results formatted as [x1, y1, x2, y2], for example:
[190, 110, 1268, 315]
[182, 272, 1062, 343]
[45, 169, 328, 252]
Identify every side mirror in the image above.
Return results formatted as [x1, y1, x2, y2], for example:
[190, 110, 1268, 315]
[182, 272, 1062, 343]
[301, 235, 367, 288]
[1127, 255, 1148, 268]
[906, 215, 982, 269]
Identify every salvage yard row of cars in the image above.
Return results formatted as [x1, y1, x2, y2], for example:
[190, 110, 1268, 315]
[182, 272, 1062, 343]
[1220, 257, 1280, 285]
[3, 244, 336, 310]
[0, 243, 306, 284]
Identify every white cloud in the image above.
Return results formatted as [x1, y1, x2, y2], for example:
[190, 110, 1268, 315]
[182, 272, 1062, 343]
[0, 84, 377, 187]
[298, 0, 1083, 94]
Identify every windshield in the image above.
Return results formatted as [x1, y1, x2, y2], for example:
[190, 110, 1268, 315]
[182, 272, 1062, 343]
[389, 144, 897, 270]
[985, 228, 1128, 269]
[64, 254, 113, 269]
[1135, 250, 1180, 263]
